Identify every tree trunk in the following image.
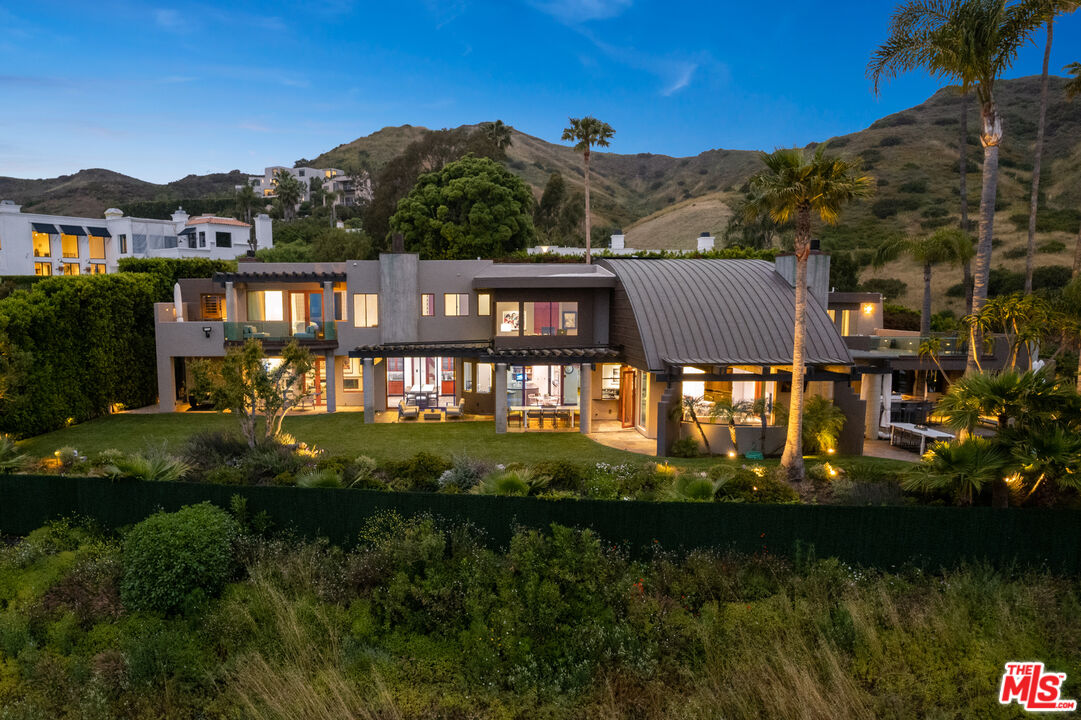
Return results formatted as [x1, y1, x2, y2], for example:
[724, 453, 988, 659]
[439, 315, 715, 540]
[991, 415, 1009, 508]
[781, 208, 810, 482]
[583, 148, 592, 265]
[1024, 18, 1054, 295]
[960, 92, 974, 313]
[967, 101, 1001, 375]
[921, 262, 932, 336]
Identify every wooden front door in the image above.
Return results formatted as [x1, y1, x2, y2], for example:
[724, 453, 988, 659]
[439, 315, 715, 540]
[619, 366, 637, 428]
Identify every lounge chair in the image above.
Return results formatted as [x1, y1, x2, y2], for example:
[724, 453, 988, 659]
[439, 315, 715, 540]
[242, 324, 270, 340]
[444, 399, 465, 419]
[293, 322, 319, 340]
[397, 400, 419, 421]
[508, 408, 524, 428]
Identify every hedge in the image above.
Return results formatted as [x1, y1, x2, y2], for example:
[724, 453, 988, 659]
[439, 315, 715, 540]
[117, 257, 236, 289]
[2, 474, 1080, 573]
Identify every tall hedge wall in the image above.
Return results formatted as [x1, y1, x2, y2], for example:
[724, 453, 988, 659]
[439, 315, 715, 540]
[0, 259, 236, 438]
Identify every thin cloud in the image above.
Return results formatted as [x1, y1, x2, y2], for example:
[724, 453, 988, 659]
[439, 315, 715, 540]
[153, 8, 189, 32]
[661, 63, 697, 96]
[238, 122, 273, 133]
[528, 0, 632, 23]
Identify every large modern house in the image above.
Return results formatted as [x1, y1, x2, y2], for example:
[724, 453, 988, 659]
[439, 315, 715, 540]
[155, 251, 883, 456]
[0, 201, 273, 276]
[245, 166, 372, 208]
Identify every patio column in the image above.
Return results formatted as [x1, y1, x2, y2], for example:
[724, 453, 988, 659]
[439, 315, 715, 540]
[494, 362, 508, 433]
[322, 280, 333, 329]
[655, 381, 681, 456]
[862, 373, 881, 440]
[880, 373, 893, 436]
[578, 363, 592, 434]
[157, 355, 176, 413]
[224, 281, 237, 323]
[324, 351, 336, 413]
[363, 358, 375, 423]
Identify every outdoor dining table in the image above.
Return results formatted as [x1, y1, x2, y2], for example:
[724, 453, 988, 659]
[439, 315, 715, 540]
[889, 422, 955, 454]
[510, 405, 579, 430]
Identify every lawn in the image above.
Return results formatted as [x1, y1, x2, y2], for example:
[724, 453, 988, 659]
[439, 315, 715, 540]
[16, 411, 915, 472]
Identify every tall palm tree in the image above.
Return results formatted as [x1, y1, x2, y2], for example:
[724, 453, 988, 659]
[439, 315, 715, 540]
[235, 183, 258, 224]
[1024, 1, 1079, 294]
[745, 147, 874, 481]
[1065, 62, 1081, 277]
[958, 90, 975, 312]
[273, 169, 304, 221]
[869, 0, 1046, 374]
[561, 117, 614, 264]
[903, 437, 1008, 505]
[873, 227, 975, 335]
[482, 120, 513, 152]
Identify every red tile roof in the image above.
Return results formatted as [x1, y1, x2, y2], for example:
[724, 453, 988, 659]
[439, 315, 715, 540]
[186, 216, 251, 227]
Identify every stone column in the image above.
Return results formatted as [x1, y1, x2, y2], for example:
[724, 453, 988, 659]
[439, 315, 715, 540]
[322, 280, 334, 335]
[880, 372, 894, 436]
[655, 381, 682, 457]
[224, 281, 237, 324]
[157, 355, 176, 413]
[862, 373, 881, 440]
[494, 363, 508, 433]
[324, 352, 336, 413]
[363, 358, 375, 423]
[578, 363, 592, 434]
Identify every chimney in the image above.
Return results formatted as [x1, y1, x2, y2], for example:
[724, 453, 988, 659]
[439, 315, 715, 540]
[696, 231, 715, 252]
[773, 241, 832, 309]
[610, 229, 625, 250]
[254, 213, 273, 250]
[104, 207, 124, 219]
[392, 232, 405, 253]
[171, 207, 190, 224]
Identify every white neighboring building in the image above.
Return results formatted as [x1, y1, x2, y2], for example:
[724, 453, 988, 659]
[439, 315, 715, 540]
[0, 201, 273, 276]
[244, 166, 372, 208]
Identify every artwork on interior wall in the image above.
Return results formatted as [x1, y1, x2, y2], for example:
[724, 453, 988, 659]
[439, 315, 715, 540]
[500, 310, 520, 333]
[562, 310, 577, 330]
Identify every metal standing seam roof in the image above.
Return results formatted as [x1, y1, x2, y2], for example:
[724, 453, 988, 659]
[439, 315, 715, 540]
[599, 258, 852, 371]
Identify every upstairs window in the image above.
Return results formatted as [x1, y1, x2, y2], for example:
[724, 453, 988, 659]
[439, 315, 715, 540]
[60, 234, 79, 258]
[420, 293, 435, 317]
[201, 294, 225, 320]
[32, 231, 51, 257]
[477, 292, 491, 316]
[118, 234, 128, 253]
[353, 293, 378, 327]
[89, 235, 106, 260]
[496, 301, 520, 336]
[216, 231, 231, 248]
[523, 301, 577, 337]
[444, 293, 469, 316]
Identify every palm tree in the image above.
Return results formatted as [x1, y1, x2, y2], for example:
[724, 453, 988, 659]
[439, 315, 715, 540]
[1065, 62, 1081, 277]
[235, 183, 258, 224]
[903, 437, 1008, 505]
[745, 147, 874, 480]
[869, 0, 1046, 374]
[561, 117, 614, 264]
[1024, 1, 1079, 294]
[482, 120, 513, 152]
[958, 90, 975, 311]
[873, 227, 975, 335]
[273, 169, 304, 221]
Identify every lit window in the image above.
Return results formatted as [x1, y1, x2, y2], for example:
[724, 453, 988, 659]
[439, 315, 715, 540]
[32, 231, 51, 257]
[343, 358, 363, 391]
[353, 293, 378, 327]
[334, 290, 347, 321]
[444, 293, 469, 316]
[477, 292, 491, 316]
[88, 264, 107, 275]
[464, 361, 474, 391]
[682, 367, 705, 398]
[420, 293, 435, 317]
[496, 301, 519, 336]
[34, 262, 52, 276]
[476, 363, 492, 394]
[61, 234, 79, 258]
[523, 301, 577, 336]
[61, 262, 80, 276]
[247, 290, 284, 321]
[89, 235, 106, 260]
[202, 294, 225, 320]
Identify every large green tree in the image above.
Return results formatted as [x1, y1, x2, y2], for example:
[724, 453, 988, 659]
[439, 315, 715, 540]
[869, 0, 1046, 374]
[272, 169, 305, 221]
[873, 227, 975, 335]
[745, 147, 874, 481]
[561, 117, 614, 264]
[389, 155, 536, 259]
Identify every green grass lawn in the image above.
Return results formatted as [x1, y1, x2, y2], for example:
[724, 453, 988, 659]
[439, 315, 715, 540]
[17, 411, 914, 472]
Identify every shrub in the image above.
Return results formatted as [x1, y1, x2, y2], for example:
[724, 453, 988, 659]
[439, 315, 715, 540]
[669, 436, 701, 458]
[871, 197, 921, 218]
[348, 455, 383, 489]
[775, 396, 847, 453]
[111, 446, 190, 482]
[1038, 240, 1066, 254]
[832, 478, 906, 506]
[672, 473, 719, 501]
[879, 135, 904, 147]
[884, 303, 920, 331]
[120, 503, 239, 614]
[0, 434, 29, 472]
[711, 467, 799, 503]
[382, 452, 451, 492]
[238, 442, 308, 485]
[899, 179, 927, 193]
[1033, 265, 1072, 291]
[618, 462, 678, 499]
[296, 468, 343, 488]
[475, 468, 546, 496]
[806, 462, 843, 484]
[859, 278, 907, 299]
[181, 430, 247, 472]
[1003, 246, 1027, 259]
[437, 456, 491, 493]
[531, 459, 586, 493]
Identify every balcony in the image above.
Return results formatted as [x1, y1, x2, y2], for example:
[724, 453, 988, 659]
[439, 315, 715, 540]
[223, 320, 338, 349]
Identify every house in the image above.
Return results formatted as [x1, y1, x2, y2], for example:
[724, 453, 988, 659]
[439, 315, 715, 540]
[244, 166, 372, 208]
[155, 252, 865, 457]
[0, 201, 273, 276]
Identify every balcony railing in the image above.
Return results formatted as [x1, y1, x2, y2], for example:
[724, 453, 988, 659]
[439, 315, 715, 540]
[845, 335, 967, 356]
[223, 320, 337, 343]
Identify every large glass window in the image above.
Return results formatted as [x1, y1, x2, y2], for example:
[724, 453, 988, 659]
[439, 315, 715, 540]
[88, 263, 107, 275]
[343, 358, 363, 391]
[247, 290, 284, 321]
[32, 231, 51, 257]
[60, 234, 79, 258]
[201, 294, 225, 320]
[61, 262, 80, 276]
[523, 301, 577, 336]
[352, 293, 378, 327]
[444, 293, 468, 316]
[216, 231, 231, 248]
[477, 292, 491, 316]
[334, 291, 346, 321]
[464, 361, 474, 391]
[89, 235, 106, 259]
[496, 301, 519, 336]
[34, 262, 52, 276]
[506, 365, 580, 407]
[476, 363, 492, 393]
[420, 293, 435, 317]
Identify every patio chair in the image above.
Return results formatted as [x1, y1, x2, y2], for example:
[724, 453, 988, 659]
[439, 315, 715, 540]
[444, 399, 465, 419]
[242, 324, 270, 340]
[508, 408, 524, 428]
[554, 407, 573, 428]
[526, 407, 544, 429]
[397, 400, 419, 421]
[293, 322, 319, 340]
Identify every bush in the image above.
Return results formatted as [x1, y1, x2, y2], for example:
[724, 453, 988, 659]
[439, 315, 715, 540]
[883, 303, 920, 331]
[1003, 246, 1027, 259]
[296, 468, 343, 488]
[121, 503, 239, 614]
[618, 463, 678, 499]
[111, 447, 190, 482]
[531, 459, 586, 493]
[475, 468, 547, 496]
[879, 135, 904, 147]
[859, 278, 907, 300]
[0, 434, 29, 472]
[669, 436, 701, 458]
[382, 452, 451, 492]
[1033, 265, 1072, 292]
[1008, 208, 1081, 234]
[348, 455, 383, 490]
[181, 431, 247, 473]
[899, 179, 927, 193]
[1038, 240, 1066, 254]
[437, 456, 491, 493]
[711, 467, 799, 503]
[871, 197, 920, 218]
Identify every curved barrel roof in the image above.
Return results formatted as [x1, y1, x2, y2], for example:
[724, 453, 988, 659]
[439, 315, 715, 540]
[599, 258, 852, 371]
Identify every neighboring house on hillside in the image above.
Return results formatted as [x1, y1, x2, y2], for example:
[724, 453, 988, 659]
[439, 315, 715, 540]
[0, 201, 273, 276]
[156, 252, 877, 457]
[243, 166, 372, 208]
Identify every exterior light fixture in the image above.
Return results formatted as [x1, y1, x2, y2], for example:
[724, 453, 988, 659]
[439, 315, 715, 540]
[202, 326, 212, 338]
[727, 450, 737, 458]
[827, 447, 836, 455]
[862, 303, 875, 316]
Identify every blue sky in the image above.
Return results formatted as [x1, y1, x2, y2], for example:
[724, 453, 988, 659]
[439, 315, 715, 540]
[1, 1, 1079, 183]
